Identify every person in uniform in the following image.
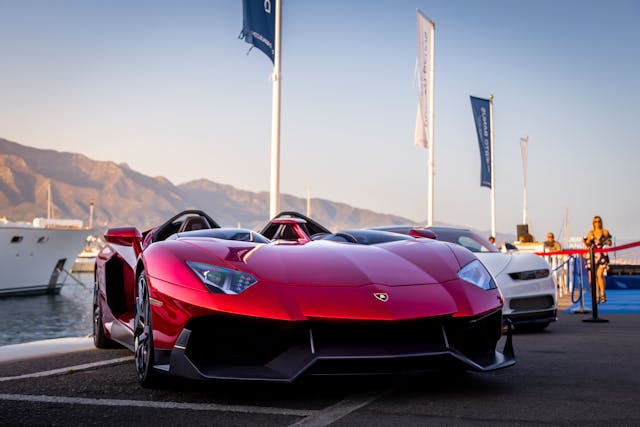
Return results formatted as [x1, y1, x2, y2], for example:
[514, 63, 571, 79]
[583, 216, 613, 303]
[544, 232, 563, 291]
[544, 232, 561, 252]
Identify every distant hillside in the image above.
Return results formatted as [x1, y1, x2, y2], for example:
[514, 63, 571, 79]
[178, 179, 414, 231]
[0, 138, 415, 231]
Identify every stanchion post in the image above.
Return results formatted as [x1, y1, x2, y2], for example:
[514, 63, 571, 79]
[583, 244, 608, 323]
[572, 254, 591, 314]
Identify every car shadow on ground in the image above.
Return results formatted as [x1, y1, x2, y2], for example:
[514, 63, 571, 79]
[137, 368, 510, 408]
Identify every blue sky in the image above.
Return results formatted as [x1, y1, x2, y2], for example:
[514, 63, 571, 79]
[1, 0, 639, 240]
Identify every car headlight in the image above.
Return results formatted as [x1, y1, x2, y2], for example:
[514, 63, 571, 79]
[186, 261, 257, 294]
[508, 269, 550, 280]
[458, 260, 497, 290]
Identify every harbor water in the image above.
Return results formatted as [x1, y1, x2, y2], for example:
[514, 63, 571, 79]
[0, 273, 93, 346]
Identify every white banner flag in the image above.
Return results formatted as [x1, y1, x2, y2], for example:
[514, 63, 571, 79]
[415, 10, 435, 149]
[414, 103, 427, 148]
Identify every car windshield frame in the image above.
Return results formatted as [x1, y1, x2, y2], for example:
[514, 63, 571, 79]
[427, 227, 499, 253]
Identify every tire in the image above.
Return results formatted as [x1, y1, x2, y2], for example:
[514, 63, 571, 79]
[134, 269, 162, 387]
[93, 282, 115, 349]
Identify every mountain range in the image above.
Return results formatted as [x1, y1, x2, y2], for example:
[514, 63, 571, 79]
[0, 138, 416, 232]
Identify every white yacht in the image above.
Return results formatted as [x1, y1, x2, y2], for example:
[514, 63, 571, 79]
[71, 235, 103, 273]
[0, 217, 89, 296]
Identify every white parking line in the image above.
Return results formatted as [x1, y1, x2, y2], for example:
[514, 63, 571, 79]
[288, 388, 393, 427]
[0, 394, 316, 417]
[0, 356, 133, 382]
[0, 353, 391, 424]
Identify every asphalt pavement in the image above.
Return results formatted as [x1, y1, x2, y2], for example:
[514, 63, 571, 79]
[0, 307, 639, 426]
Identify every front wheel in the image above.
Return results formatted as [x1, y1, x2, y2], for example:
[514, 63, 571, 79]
[134, 269, 162, 387]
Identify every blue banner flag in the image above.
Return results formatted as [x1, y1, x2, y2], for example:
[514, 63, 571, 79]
[240, 0, 276, 62]
[470, 96, 492, 188]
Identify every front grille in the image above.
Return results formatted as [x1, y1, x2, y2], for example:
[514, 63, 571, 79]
[311, 318, 447, 353]
[181, 310, 503, 377]
[184, 315, 307, 366]
[444, 309, 503, 364]
[306, 354, 457, 375]
[510, 295, 554, 311]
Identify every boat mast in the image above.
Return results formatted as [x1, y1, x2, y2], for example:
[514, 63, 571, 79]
[89, 200, 94, 229]
[564, 207, 569, 248]
[47, 181, 53, 219]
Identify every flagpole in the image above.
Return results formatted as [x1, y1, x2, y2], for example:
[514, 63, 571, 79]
[522, 174, 527, 225]
[521, 135, 528, 225]
[489, 95, 496, 237]
[415, 10, 435, 227]
[427, 20, 435, 227]
[269, 0, 282, 219]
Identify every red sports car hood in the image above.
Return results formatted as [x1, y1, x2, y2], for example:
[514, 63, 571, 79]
[183, 238, 461, 287]
[147, 237, 499, 321]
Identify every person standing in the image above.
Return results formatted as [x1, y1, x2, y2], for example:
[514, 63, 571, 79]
[583, 216, 613, 303]
[544, 232, 561, 252]
[544, 232, 563, 292]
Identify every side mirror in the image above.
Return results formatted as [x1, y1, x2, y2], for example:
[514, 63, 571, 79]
[409, 228, 437, 239]
[104, 227, 143, 255]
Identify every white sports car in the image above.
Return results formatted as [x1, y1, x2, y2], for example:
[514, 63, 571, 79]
[372, 226, 558, 331]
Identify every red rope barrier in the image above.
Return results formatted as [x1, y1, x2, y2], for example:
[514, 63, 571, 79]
[534, 240, 640, 257]
[535, 248, 586, 256]
[600, 240, 640, 253]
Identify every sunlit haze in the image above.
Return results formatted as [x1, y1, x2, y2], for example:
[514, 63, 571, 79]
[1, 0, 638, 239]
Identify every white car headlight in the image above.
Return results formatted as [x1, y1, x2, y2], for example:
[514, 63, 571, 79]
[458, 260, 497, 290]
[187, 261, 257, 294]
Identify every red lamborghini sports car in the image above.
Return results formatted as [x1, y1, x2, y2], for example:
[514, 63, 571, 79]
[93, 210, 514, 386]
